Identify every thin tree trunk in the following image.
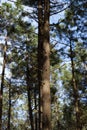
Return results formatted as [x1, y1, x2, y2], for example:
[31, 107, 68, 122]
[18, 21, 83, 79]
[26, 64, 34, 130]
[7, 80, 11, 130]
[70, 40, 81, 130]
[0, 39, 7, 130]
[34, 87, 38, 130]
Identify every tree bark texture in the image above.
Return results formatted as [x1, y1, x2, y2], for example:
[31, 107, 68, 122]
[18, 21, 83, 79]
[38, 0, 44, 129]
[38, 0, 51, 130]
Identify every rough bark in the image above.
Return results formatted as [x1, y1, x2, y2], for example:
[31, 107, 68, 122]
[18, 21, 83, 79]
[0, 39, 7, 130]
[42, 0, 51, 130]
[38, 0, 44, 129]
[42, 2, 51, 130]
[38, 0, 51, 130]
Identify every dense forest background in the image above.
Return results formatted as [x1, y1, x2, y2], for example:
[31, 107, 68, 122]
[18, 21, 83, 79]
[0, 0, 87, 130]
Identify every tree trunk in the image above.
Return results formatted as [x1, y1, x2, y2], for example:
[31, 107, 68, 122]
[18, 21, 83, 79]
[38, 0, 51, 129]
[7, 80, 11, 130]
[0, 39, 7, 130]
[26, 63, 34, 130]
[70, 40, 81, 130]
[38, 0, 44, 129]
[34, 87, 38, 130]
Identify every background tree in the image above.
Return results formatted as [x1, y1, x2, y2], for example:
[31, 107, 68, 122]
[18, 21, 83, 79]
[0, 0, 87, 130]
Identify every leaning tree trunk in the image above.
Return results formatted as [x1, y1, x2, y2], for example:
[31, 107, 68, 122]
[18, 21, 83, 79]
[70, 40, 81, 130]
[0, 39, 7, 130]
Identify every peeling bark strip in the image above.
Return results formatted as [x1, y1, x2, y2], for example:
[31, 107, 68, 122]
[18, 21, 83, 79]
[0, 39, 7, 130]
[38, 0, 51, 130]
